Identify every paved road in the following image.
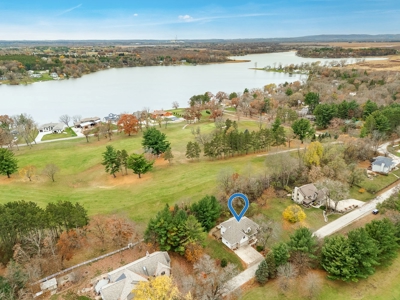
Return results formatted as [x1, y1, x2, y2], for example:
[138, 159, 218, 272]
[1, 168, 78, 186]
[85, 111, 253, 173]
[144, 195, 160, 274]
[314, 140, 400, 238]
[314, 181, 400, 239]
[222, 261, 263, 296]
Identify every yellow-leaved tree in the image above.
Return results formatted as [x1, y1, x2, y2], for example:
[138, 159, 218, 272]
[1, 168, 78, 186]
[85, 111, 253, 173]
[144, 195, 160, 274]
[132, 276, 192, 300]
[282, 204, 306, 223]
[304, 141, 323, 166]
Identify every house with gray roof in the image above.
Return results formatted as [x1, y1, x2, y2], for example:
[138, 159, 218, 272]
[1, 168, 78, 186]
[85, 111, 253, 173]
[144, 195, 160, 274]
[292, 183, 327, 206]
[219, 217, 259, 250]
[96, 251, 171, 300]
[38, 122, 66, 133]
[372, 156, 396, 174]
[104, 113, 120, 123]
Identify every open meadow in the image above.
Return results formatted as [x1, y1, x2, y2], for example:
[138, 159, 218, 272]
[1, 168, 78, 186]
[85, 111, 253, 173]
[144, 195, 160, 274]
[0, 120, 282, 223]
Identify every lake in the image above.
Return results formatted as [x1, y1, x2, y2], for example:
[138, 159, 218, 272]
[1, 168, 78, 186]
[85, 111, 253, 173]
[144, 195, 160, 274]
[0, 51, 384, 124]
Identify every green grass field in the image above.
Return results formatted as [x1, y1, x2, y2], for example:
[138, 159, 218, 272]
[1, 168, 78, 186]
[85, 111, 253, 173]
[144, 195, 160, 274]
[1, 120, 270, 223]
[41, 127, 77, 141]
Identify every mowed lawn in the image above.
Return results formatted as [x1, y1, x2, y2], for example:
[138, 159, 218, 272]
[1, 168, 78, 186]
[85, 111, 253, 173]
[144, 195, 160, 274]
[0, 120, 271, 223]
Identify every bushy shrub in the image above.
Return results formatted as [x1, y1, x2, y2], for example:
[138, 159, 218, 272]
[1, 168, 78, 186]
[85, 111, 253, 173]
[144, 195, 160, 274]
[256, 245, 265, 252]
[220, 258, 228, 268]
[282, 205, 306, 223]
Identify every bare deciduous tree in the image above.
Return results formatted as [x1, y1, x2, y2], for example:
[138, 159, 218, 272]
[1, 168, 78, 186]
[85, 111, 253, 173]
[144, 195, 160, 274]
[59, 115, 71, 127]
[193, 255, 237, 299]
[42, 164, 60, 182]
[72, 115, 81, 125]
[277, 262, 298, 292]
[304, 272, 322, 299]
[172, 101, 179, 109]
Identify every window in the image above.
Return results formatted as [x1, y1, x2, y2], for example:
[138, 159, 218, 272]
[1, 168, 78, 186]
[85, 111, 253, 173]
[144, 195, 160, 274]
[161, 271, 166, 275]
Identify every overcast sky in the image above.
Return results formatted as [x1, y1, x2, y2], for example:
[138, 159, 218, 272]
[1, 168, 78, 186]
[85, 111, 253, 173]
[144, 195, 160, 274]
[0, 0, 399, 40]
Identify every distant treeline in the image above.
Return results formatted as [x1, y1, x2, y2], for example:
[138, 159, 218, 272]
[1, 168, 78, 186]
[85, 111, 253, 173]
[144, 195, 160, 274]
[297, 47, 397, 58]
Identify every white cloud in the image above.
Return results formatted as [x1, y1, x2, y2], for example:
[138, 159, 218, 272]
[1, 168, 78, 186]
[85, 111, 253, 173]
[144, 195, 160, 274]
[133, 13, 138, 17]
[178, 15, 193, 22]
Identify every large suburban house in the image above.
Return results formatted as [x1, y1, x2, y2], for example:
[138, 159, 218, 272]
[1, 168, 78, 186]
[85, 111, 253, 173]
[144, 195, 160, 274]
[372, 156, 397, 174]
[104, 113, 120, 123]
[38, 123, 66, 133]
[74, 117, 101, 130]
[95, 251, 171, 300]
[219, 217, 259, 250]
[292, 184, 328, 206]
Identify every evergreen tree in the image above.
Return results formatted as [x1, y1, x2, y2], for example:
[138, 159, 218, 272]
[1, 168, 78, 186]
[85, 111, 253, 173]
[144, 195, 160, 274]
[321, 235, 358, 281]
[304, 92, 320, 113]
[117, 149, 129, 175]
[265, 251, 277, 279]
[145, 205, 189, 255]
[163, 147, 174, 163]
[365, 218, 399, 266]
[185, 215, 205, 243]
[127, 153, 154, 178]
[142, 127, 171, 155]
[287, 227, 317, 257]
[186, 141, 201, 159]
[101, 145, 120, 178]
[314, 103, 337, 128]
[255, 260, 269, 285]
[191, 195, 222, 231]
[271, 118, 286, 146]
[363, 100, 378, 119]
[347, 227, 379, 279]
[0, 148, 18, 178]
[272, 242, 290, 266]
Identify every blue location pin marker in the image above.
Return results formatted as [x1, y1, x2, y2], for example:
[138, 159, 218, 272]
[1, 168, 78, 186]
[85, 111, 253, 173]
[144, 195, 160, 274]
[228, 193, 250, 222]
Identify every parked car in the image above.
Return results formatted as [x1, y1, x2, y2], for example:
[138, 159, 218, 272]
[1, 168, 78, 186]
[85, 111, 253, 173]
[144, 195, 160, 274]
[372, 209, 379, 215]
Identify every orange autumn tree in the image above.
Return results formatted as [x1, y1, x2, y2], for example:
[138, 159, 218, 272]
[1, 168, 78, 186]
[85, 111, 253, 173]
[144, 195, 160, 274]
[57, 229, 86, 268]
[117, 114, 139, 136]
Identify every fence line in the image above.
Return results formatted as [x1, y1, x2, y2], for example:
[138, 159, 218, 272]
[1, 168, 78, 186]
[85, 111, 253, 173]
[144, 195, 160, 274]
[33, 240, 143, 285]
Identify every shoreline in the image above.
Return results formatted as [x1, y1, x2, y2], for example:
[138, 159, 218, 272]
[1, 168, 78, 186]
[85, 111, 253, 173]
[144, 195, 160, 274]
[0, 59, 253, 86]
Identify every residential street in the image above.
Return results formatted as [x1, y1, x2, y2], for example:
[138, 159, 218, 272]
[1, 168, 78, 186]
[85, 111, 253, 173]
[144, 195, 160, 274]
[313, 182, 400, 238]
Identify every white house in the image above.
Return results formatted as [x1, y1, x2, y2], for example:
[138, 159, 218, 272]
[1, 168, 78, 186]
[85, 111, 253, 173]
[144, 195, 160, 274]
[96, 251, 171, 300]
[74, 117, 101, 129]
[372, 156, 396, 174]
[38, 123, 66, 133]
[292, 184, 327, 206]
[219, 217, 259, 250]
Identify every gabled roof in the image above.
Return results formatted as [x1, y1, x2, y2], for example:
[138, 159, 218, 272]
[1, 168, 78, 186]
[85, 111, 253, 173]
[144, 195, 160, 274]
[220, 217, 259, 245]
[373, 156, 394, 168]
[39, 122, 63, 130]
[298, 184, 318, 199]
[100, 252, 170, 300]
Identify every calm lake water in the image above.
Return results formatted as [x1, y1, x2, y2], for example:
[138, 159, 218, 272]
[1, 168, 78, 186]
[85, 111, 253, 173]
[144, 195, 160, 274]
[0, 52, 384, 124]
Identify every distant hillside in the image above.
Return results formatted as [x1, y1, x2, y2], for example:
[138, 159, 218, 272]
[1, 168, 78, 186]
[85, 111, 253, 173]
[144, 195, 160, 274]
[0, 34, 400, 47]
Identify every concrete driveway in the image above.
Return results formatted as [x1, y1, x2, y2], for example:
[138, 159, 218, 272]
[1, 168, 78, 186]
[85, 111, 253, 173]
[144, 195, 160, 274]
[234, 245, 264, 267]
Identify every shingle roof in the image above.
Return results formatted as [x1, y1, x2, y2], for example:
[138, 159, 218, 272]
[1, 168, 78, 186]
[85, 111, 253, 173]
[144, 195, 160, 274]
[373, 156, 394, 168]
[100, 252, 170, 300]
[220, 217, 259, 245]
[298, 184, 318, 199]
[39, 122, 63, 130]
